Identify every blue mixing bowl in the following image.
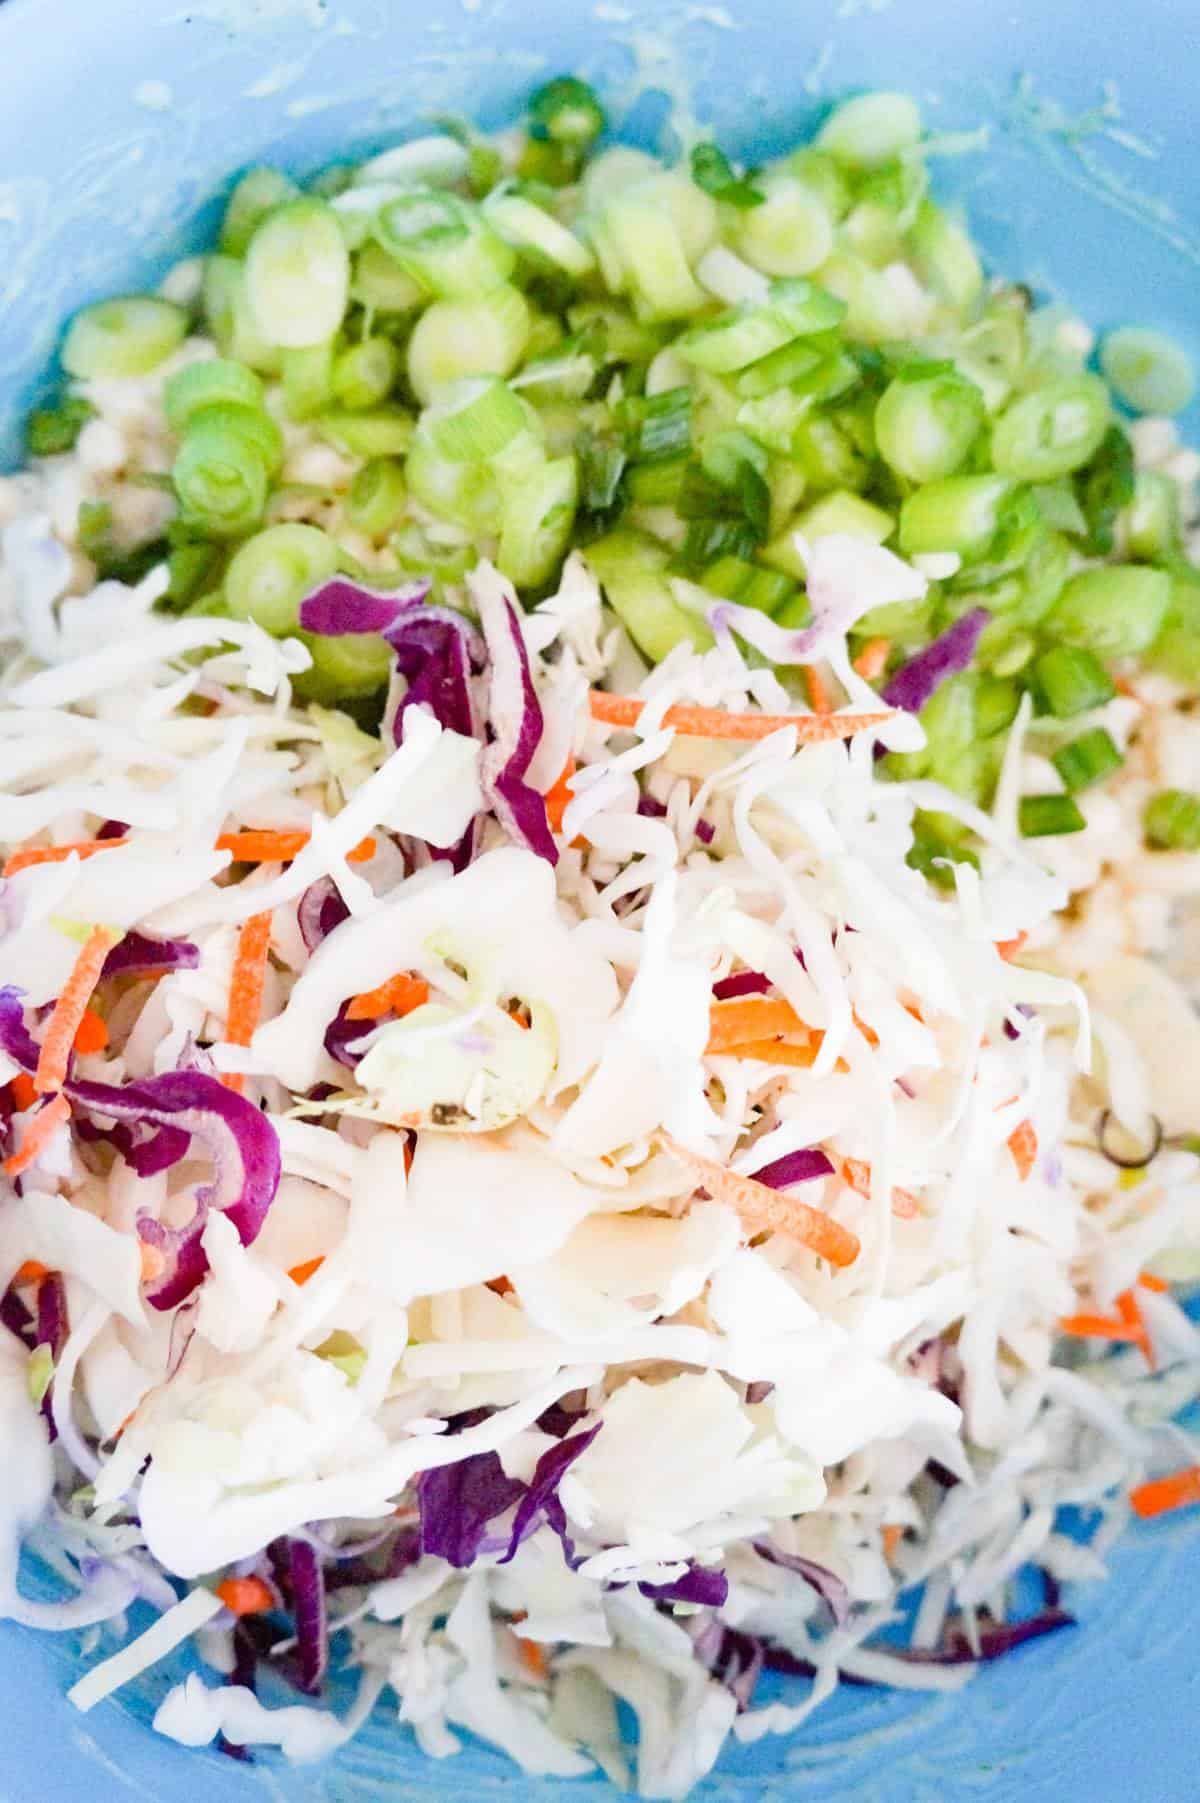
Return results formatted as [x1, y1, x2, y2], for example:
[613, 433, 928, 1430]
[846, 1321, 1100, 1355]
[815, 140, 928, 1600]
[1, 1, 1196, 1797]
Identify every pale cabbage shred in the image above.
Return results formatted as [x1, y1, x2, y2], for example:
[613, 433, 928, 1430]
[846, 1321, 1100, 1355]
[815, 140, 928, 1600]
[0, 478, 1199, 1799]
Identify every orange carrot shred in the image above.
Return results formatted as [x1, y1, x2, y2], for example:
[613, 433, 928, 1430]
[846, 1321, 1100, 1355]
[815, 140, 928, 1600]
[543, 757, 576, 835]
[4, 1091, 71, 1177]
[803, 664, 833, 715]
[288, 1256, 325, 1286]
[515, 1636, 549, 1680]
[882, 1523, 904, 1562]
[222, 912, 273, 1096]
[588, 691, 894, 743]
[853, 638, 892, 682]
[1007, 1119, 1038, 1181]
[1059, 1312, 1144, 1343]
[72, 1008, 109, 1057]
[661, 1132, 860, 1269]
[1139, 1272, 1169, 1294]
[706, 996, 812, 1054]
[216, 1576, 276, 1617]
[1116, 1287, 1154, 1368]
[1130, 1465, 1200, 1520]
[346, 971, 430, 1024]
[839, 1156, 921, 1221]
[14, 1260, 50, 1285]
[723, 1038, 823, 1069]
[4, 830, 377, 882]
[8, 1073, 37, 1113]
[216, 830, 377, 865]
[34, 926, 120, 1096]
[996, 932, 1028, 963]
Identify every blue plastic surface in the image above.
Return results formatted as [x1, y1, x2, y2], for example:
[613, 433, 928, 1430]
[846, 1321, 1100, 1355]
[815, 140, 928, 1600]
[0, 0, 1197, 1796]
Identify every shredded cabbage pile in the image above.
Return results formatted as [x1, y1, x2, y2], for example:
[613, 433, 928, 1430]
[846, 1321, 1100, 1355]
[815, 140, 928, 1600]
[1, 485, 1199, 1795]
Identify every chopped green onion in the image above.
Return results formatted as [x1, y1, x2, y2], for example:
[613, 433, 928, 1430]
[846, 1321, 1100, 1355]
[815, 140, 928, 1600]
[164, 358, 265, 436]
[975, 675, 1020, 739]
[354, 135, 472, 190]
[793, 489, 895, 548]
[906, 809, 979, 889]
[735, 176, 834, 277]
[1047, 565, 1170, 658]
[1144, 788, 1200, 850]
[1124, 470, 1180, 562]
[619, 386, 693, 464]
[498, 454, 578, 587]
[678, 279, 845, 375]
[375, 189, 515, 299]
[26, 1345, 54, 1406]
[1052, 727, 1124, 793]
[317, 408, 414, 459]
[816, 92, 923, 169]
[690, 143, 764, 209]
[680, 517, 761, 567]
[584, 529, 714, 661]
[1019, 793, 1087, 838]
[281, 342, 335, 421]
[26, 397, 94, 458]
[76, 501, 165, 586]
[351, 242, 425, 313]
[905, 198, 983, 310]
[898, 474, 1016, 559]
[347, 458, 407, 537]
[61, 296, 188, 380]
[220, 166, 300, 257]
[1101, 325, 1195, 416]
[1076, 424, 1135, 555]
[332, 337, 401, 410]
[203, 257, 281, 372]
[297, 628, 393, 702]
[428, 377, 529, 461]
[226, 522, 339, 634]
[1032, 644, 1116, 718]
[173, 416, 271, 538]
[406, 286, 531, 405]
[528, 76, 606, 148]
[245, 199, 351, 349]
[599, 187, 710, 322]
[625, 458, 688, 506]
[874, 368, 985, 483]
[186, 401, 284, 477]
[576, 431, 627, 517]
[991, 375, 1110, 480]
[165, 540, 223, 610]
[483, 190, 595, 276]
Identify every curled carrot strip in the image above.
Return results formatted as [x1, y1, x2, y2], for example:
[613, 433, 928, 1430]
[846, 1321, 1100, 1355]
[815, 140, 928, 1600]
[4, 1091, 71, 1177]
[288, 1256, 325, 1286]
[72, 1008, 109, 1057]
[222, 912, 273, 1096]
[515, 1636, 549, 1680]
[1138, 1272, 1169, 1294]
[1007, 1119, 1039, 1182]
[34, 926, 121, 1096]
[882, 1523, 904, 1562]
[996, 932, 1028, 963]
[803, 665, 833, 715]
[1130, 1465, 1200, 1520]
[661, 1132, 860, 1269]
[543, 757, 576, 835]
[14, 1260, 50, 1285]
[216, 1576, 276, 1617]
[1116, 1287, 1154, 1369]
[346, 971, 430, 1024]
[1058, 1312, 1144, 1343]
[2, 841, 114, 877]
[588, 691, 894, 743]
[706, 996, 812, 1054]
[853, 638, 891, 682]
[723, 1038, 822, 1069]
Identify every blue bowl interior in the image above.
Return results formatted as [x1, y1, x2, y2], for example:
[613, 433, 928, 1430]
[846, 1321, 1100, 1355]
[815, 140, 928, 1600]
[1, 0, 1198, 1797]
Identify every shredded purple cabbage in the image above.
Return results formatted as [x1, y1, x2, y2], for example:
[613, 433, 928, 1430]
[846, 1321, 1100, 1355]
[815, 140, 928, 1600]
[693, 1622, 764, 1710]
[747, 1148, 835, 1189]
[297, 878, 349, 955]
[901, 1606, 1076, 1665]
[639, 1564, 729, 1607]
[753, 1541, 850, 1626]
[418, 1452, 525, 1569]
[636, 793, 667, 819]
[695, 818, 715, 846]
[497, 1425, 601, 1565]
[298, 578, 432, 637]
[477, 581, 557, 866]
[35, 1272, 68, 1440]
[287, 1537, 329, 1694]
[882, 608, 990, 716]
[100, 931, 199, 982]
[712, 970, 771, 1001]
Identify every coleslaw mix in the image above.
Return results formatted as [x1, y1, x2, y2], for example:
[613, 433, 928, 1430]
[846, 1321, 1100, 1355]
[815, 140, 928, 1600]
[0, 81, 1199, 1798]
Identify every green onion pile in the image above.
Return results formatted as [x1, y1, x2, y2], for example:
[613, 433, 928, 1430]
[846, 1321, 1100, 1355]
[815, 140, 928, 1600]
[28, 80, 1200, 858]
